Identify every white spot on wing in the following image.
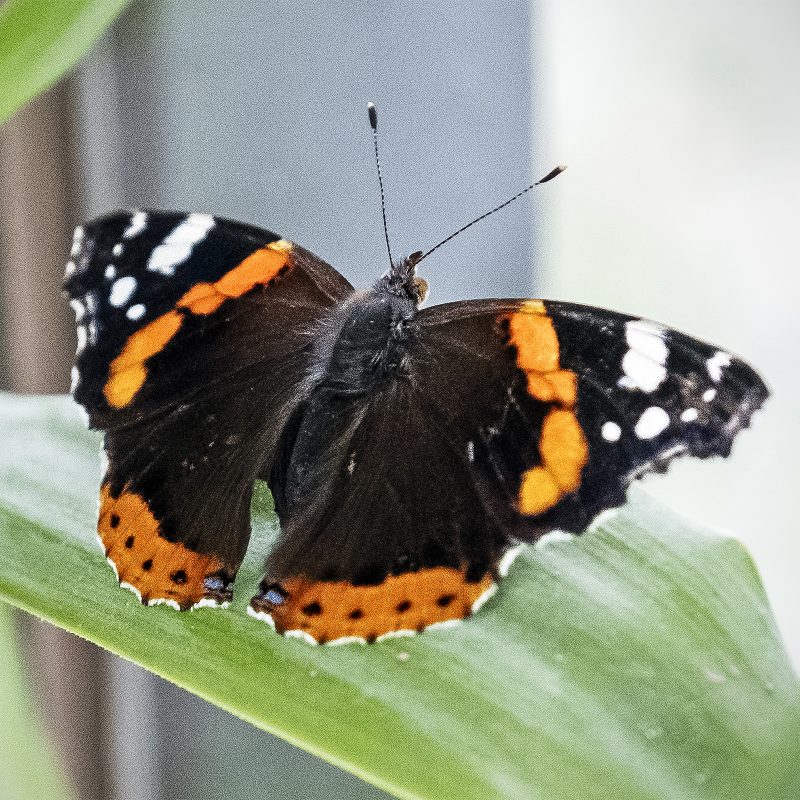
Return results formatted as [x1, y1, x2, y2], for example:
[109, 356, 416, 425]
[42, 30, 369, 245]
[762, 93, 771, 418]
[64, 260, 76, 277]
[621, 320, 669, 393]
[247, 606, 276, 630]
[147, 597, 181, 610]
[147, 213, 215, 276]
[106, 557, 119, 579]
[602, 421, 622, 442]
[70, 226, 84, 257]
[588, 508, 619, 532]
[466, 440, 475, 462]
[109, 276, 137, 307]
[621, 350, 667, 393]
[706, 351, 731, 382]
[104, 265, 117, 280]
[498, 544, 523, 577]
[191, 597, 229, 610]
[70, 366, 80, 393]
[84, 291, 97, 315]
[681, 407, 699, 423]
[284, 629, 320, 645]
[75, 326, 87, 353]
[424, 618, 463, 632]
[634, 406, 670, 439]
[703, 388, 717, 402]
[471, 583, 498, 613]
[69, 298, 86, 322]
[122, 211, 148, 239]
[120, 581, 142, 601]
[112, 243, 124, 257]
[374, 629, 416, 643]
[126, 303, 146, 321]
[326, 635, 369, 646]
[535, 530, 575, 548]
[627, 319, 668, 359]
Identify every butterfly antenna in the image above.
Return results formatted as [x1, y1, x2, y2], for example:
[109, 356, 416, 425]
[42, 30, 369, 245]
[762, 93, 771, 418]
[368, 102, 395, 268]
[415, 165, 567, 265]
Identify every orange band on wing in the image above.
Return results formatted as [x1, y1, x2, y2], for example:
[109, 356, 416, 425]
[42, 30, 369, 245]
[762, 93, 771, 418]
[104, 311, 183, 408]
[176, 239, 293, 315]
[102, 239, 293, 409]
[504, 301, 589, 516]
[519, 408, 588, 515]
[99, 484, 227, 609]
[251, 566, 495, 644]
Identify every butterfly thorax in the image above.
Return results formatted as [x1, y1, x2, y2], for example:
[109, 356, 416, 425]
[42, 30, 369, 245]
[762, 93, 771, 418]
[319, 288, 417, 394]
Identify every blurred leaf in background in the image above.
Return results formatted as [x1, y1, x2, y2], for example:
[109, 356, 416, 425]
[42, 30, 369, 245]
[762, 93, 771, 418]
[0, 0, 131, 126]
[0, 393, 798, 800]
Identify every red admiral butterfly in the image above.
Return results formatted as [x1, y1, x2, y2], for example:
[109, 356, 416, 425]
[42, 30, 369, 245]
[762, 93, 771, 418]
[64, 105, 768, 644]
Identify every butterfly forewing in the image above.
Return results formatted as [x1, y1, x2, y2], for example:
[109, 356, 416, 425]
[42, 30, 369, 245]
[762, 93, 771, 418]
[66, 210, 353, 608]
[415, 298, 769, 536]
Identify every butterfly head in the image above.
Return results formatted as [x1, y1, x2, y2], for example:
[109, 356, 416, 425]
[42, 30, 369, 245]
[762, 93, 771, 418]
[379, 250, 429, 306]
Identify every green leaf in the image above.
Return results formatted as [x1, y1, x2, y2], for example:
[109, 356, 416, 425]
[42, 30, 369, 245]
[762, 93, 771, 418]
[0, 605, 75, 800]
[0, 0, 131, 126]
[0, 392, 797, 800]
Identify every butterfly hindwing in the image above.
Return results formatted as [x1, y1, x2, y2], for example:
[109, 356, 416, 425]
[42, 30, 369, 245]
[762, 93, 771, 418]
[66, 210, 354, 608]
[255, 373, 506, 643]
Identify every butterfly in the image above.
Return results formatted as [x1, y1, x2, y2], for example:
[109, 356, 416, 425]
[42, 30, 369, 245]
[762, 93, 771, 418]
[64, 109, 768, 645]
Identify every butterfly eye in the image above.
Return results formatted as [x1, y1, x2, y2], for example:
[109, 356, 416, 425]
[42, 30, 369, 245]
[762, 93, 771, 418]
[411, 277, 429, 304]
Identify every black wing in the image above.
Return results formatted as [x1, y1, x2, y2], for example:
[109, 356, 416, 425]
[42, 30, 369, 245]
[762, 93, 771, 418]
[413, 298, 769, 537]
[65, 210, 353, 608]
[251, 297, 767, 644]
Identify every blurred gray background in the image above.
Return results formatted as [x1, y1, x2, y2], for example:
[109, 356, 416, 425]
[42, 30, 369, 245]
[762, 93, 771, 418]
[2, 1, 798, 799]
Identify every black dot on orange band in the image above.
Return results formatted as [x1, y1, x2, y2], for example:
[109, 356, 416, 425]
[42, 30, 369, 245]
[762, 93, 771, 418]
[302, 601, 322, 616]
[124, 535, 134, 549]
[349, 609, 364, 620]
[171, 570, 187, 585]
[110, 514, 120, 528]
[396, 600, 412, 613]
[142, 559, 153, 571]
[436, 594, 456, 608]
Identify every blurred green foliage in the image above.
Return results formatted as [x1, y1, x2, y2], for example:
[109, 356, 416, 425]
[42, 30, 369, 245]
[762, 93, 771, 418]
[0, 0, 131, 124]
